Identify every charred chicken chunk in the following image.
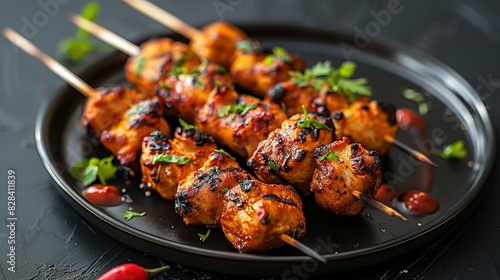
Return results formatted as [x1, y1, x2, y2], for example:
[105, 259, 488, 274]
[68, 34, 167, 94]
[175, 150, 251, 226]
[157, 62, 234, 124]
[196, 87, 287, 158]
[190, 21, 248, 68]
[100, 97, 170, 174]
[332, 98, 398, 156]
[230, 41, 305, 98]
[221, 179, 306, 253]
[311, 137, 383, 216]
[140, 128, 216, 200]
[125, 37, 200, 94]
[247, 112, 334, 193]
[81, 85, 150, 139]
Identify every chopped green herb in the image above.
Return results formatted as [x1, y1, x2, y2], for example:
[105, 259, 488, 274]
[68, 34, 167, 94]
[126, 104, 145, 118]
[214, 149, 235, 159]
[236, 40, 254, 52]
[249, 204, 255, 211]
[134, 56, 145, 77]
[152, 154, 193, 165]
[71, 155, 118, 186]
[297, 106, 332, 130]
[268, 160, 279, 172]
[264, 212, 272, 223]
[159, 81, 171, 90]
[292, 228, 299, 239]
[123, 210, 146, 221]
[215, 65, 228, 74]
[289, 61, 371, 102]
[319, 151, 340, 161]
[179, 118, 196, 130]
[403, 89, 430, 116]
[58, 1, 102, 62]
[272, 46, 293, 63]
[263, 55, 275, 66]
[221, 188, 229, 194]
[198, 229, 211, 242]
[432, 140, 467, 160]
[217, 104, 258, 118]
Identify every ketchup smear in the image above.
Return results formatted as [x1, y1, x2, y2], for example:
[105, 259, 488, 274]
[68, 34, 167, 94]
[82, 184, 123, 206]
[400, 190, 439, 215]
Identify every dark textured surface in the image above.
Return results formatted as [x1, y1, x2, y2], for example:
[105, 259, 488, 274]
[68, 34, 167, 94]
[1, 1, 500, 279]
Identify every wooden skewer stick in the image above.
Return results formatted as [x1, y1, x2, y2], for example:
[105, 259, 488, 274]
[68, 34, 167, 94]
[351, 190, 408, 222]
[2, 28, 95, 98]
[69, 14, 140, 57]
[122, 0, 201, 40]
[279, 234, 328, 264]
[384, 135, 437, 168]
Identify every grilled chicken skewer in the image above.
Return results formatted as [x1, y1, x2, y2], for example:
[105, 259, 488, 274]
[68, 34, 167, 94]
[3, 28, 170, 175]
[99, 6, 436, 167]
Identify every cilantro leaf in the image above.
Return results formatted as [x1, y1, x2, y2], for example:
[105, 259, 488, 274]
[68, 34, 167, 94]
[403, 89, 430, 116]
[236, 40, 254, 53]
[217, 104, 258, 118]
[297, 106, 332, 130]
[134, 56, 145, 77]
[123, 210, 146, 221]
[214, 149, 235, 159]
[319, 151, 340, 161]
[179, 118, 196, 130]
[198, 229, 211, 242]
[77, 1, 100, 38]
[432, 140, 467, 160]
[71, 155, 118, 186]
[151, 154, 193, 165]
[126, 104, 145, 118]
[268, 160, 279, 172]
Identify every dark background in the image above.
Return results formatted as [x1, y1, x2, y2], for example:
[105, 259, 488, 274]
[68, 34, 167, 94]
[1, 0, 500, 279]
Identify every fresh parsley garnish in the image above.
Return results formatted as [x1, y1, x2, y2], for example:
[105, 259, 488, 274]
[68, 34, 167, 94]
[179, 118, 196, 130]
[221, 188, 229, 194]
[432, 140, 467, 160]
[58, 2, 102, 62]
[236, 40, 254, 53]
[264, 212, 272, 224]
[198, 229, 211, 242]
[126, 104, 145, 118]
[151, 154, 193, 165]
[215, 65, 227, 74]
[134, 56, 145, 77]
[403, 89, 430, 115]
[319, 151, 340, 161]
[289, 61, 371, 102]
[217, 104, 258, 118]
[292, 228, 299, 239]
[263, 46, 293, 66]
[71, 155, 118, 187]
[297, 106, 331, 130]
[268, 160, 279, 172]
[214, 149, 235, 159]
[123, 210, 146, 221]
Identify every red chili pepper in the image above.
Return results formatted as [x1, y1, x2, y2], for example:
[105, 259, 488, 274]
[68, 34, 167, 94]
[97, 263, 170, 280]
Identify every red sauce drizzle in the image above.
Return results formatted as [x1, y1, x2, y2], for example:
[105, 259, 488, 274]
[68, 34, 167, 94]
[82, 184, 123, 206]
[399, 190, 439, 215]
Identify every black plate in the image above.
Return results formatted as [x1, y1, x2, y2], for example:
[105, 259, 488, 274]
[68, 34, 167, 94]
[35, 25, 495, 277]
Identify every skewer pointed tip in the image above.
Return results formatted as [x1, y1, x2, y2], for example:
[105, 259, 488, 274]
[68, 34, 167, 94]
[279, 233, 328, 264]
[351, 190, 408, 222]
[384, 135, 438, 168]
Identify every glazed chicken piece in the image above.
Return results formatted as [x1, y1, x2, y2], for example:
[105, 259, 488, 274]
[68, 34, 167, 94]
[247, 112, 334, 193]
[100, 97, 170, 175]
[81, 85, 151, 139]
[190, 21, 248, 68]
[311, 137, 383, 216]
[221, 179, 306, 253]
[266, 81, 349, 117]
[175, 150, 251, 226]
[332, 98, 398, 156]
[157, 62, 234, 124]
[230, 40, 305, 98]
[140, 128, 216, 200]
[196, 87, 287, 158]
[125, 37, 201, 94]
